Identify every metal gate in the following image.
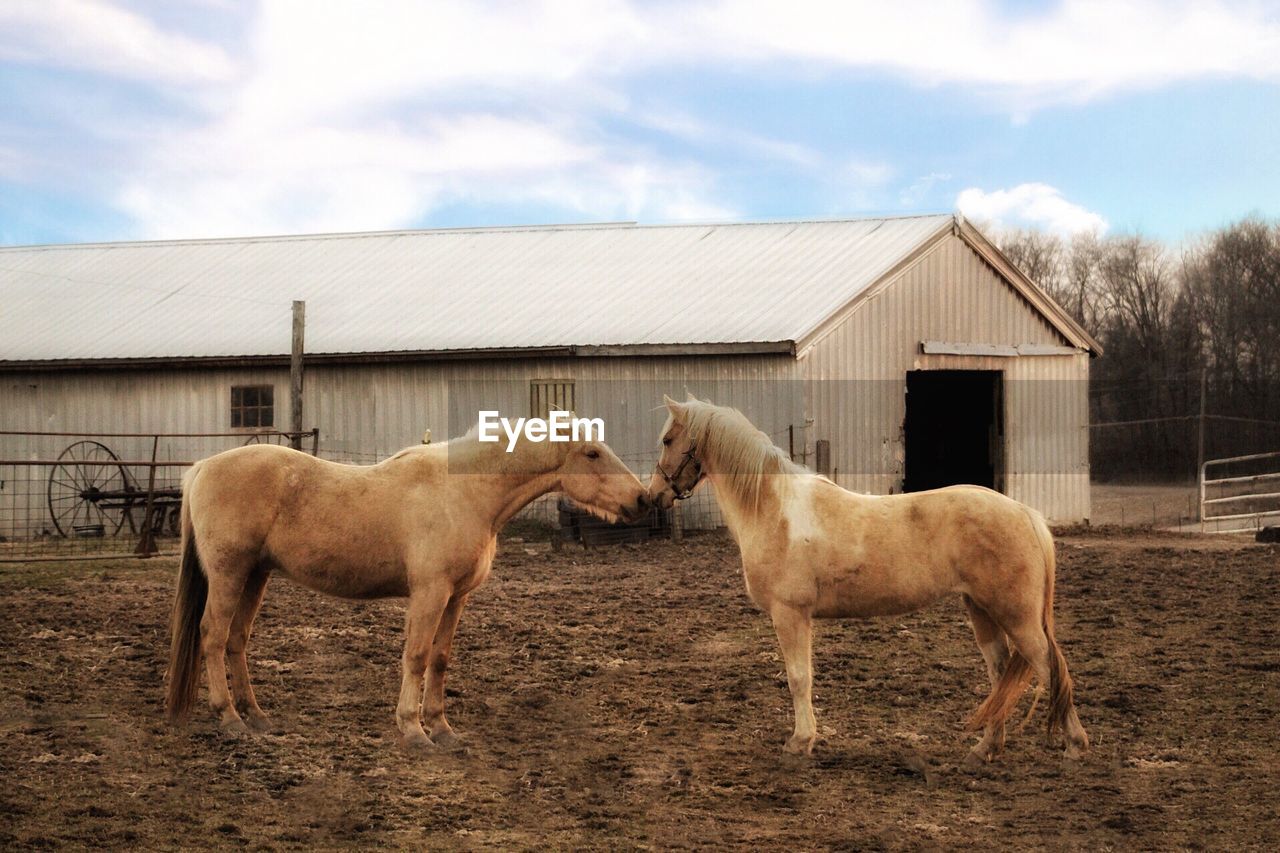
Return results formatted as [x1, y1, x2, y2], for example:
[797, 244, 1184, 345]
[1200, 450, 1280, 533]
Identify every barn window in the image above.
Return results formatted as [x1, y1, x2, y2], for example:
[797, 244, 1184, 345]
[530, 380, 574, 419]
[231, 385, 274, 428]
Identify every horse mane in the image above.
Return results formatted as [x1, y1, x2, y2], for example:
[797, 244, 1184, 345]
[386, 424, 568, 473]
[681, 400, 806, 512]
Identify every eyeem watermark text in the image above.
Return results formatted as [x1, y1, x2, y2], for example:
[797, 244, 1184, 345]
[478, 411, 605, 452]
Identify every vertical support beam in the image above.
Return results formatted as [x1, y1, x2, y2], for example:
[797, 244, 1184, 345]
[134, 435, 160, 557]
[291, 300, 305, 450]
[1197, 366, 1207, 522]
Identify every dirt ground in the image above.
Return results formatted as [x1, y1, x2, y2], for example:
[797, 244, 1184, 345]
[2, 529, 1278, 850]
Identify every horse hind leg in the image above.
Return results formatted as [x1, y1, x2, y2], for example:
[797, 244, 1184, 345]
[962, 595, 1010, 768]
[1003, 618, 1088, 761]
[227, 568, 271, 733]
[200, 557, 255, 733]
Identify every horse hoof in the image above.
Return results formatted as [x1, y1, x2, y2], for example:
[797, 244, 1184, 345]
[1064, 743, 1085, 762]
[962, 750, 989, 771]
[783, 736, 814, 756]
[401, 730, 435, 751]
[246, 715, 273, 734]
[431, 730, 467, 753]
[220, 717, 249, 736]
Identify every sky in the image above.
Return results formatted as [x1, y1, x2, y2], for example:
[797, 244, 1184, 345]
[0, 0, 1277, 247]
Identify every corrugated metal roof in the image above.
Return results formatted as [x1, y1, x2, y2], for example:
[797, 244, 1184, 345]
[1, 215, 955, 361]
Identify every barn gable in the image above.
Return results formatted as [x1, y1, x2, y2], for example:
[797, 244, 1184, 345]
[796, 217, 1098, 361]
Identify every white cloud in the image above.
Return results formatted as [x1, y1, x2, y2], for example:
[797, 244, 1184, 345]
[899, 172, 952, 208]
[12, 1, 1280, 107]
[9, 0, 1279, 238]
[114, 110, 736, 238]
[67, 0, 735, 237]
[844, 159, 894, 186]
[635, 109, 822, 169]
[956, 183, 1108, 236]
[690, 0, 1280, 108]
[0, 0, 236, 83]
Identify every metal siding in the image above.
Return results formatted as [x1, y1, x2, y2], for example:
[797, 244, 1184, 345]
[802, 235, 1090, 522]
[2, 354, 797, 531]
[2, 216, 952, 361]
[3, 369, 287, 458]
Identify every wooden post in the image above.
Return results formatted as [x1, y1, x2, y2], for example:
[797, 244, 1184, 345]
[1197, 366, 1206, 521]
[671, 501, 684, 543]
[815, 439, 831, 477]
[290, 300, 305, 450]
[133, 435, 160, 557]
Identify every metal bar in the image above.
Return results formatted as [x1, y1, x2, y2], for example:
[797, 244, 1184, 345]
[0, 551, 180, 564]
[1091, 415, 1198, 429]
[1203, 491, 1280, 505]
[1203, 472, 1280, 487]
[1204, 450, 1280, 467]
[0, 430, 313, 438]
[1200, 525, 1269, 535]
[1200, 457, 1210, 533]
[1202, 508, 1280, 523]
[1206, 415, 1280, 426]
[0, 460, 193, 467]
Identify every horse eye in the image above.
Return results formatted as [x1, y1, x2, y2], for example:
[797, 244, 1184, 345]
[586, 450, 600, 460]
[662, 438, 672, 446]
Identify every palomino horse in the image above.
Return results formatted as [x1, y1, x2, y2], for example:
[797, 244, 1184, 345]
[648, 395, 1088, 766]
[167, 431, 649, 748]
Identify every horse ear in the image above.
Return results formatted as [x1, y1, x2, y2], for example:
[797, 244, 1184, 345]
[684, 391, 698, 403]
[663, 394, 684, 418]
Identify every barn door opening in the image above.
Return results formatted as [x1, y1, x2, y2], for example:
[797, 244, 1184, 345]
[903, 370, 1004, 493]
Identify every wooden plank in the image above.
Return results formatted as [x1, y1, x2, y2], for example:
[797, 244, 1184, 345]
[1015, 343, 1087, 356]
[921, 340, 1083, 357]
[922, 341, 1019, 357]
[290, 300, 305, 450]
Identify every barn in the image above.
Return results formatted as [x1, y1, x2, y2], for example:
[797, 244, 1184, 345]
[1, 213, 1098, 530]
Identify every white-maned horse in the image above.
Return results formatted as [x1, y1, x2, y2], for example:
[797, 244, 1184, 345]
[648, 395, 1088, 766]
[168, 431, 649, 749]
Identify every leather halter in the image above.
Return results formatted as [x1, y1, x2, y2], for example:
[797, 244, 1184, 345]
[656, 441, 703, 500]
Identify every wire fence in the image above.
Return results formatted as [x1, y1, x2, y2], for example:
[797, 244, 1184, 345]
[0, 430, 317, 562]
[0, 432, 738, 560]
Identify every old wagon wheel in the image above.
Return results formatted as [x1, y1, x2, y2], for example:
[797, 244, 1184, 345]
[47, 440, 134, 537]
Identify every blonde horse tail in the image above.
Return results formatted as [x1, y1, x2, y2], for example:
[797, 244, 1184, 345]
[1032, 510, 1081, 745]
[965, 649, 1035, 733]
[166, 464, 207, 724]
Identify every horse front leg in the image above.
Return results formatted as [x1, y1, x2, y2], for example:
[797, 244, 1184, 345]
[422, 593, 469, 751]
[770, 602, 817, 755]
[396, 583, 450, 749]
